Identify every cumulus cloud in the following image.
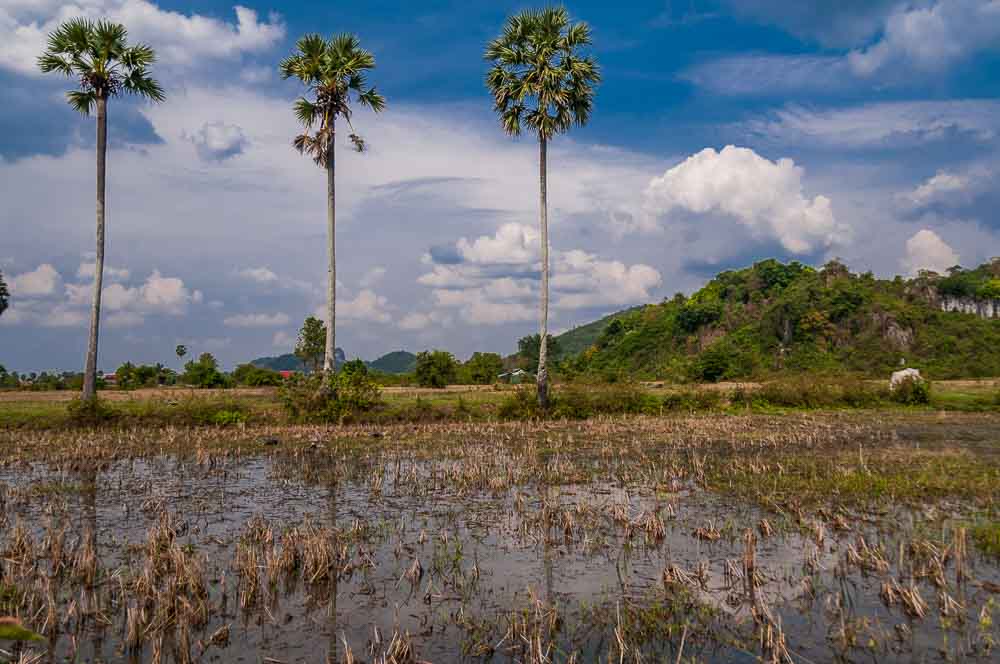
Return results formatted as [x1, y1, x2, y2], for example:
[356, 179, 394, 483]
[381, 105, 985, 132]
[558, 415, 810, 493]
[236, 267, 279, 284]
[0, 1, 285, 77]
[77, 262, 130, 282]
[641, 146, 849, 253]
[398, 311, 452, 331]
[186, 121, 249, 162]
[339, 290, 392, 324]
[9, 263, 60, 296]
[898, 167, 994, 211]
[223, 312, 290, 328]
[5, 265, 201, 328]
[420, 224, 661, 325]
[849, 1, 1000, 77]
[271, 330, 293, 348]
[902, 229, 960, 275]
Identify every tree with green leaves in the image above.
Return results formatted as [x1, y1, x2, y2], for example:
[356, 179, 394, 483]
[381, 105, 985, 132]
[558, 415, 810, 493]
[295, 316, 328, 374]
[39, 19, 165, 401]
[0, 271, 8, 318]
[280, 34, 385, 374]
[485, 7, 599, 408]
[517, 334, 560, 374]
[414, 351, 458, 389]
[463, 352, 505, 385]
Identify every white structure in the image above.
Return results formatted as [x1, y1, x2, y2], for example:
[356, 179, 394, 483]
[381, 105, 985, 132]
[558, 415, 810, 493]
[890, 368, 923, 390]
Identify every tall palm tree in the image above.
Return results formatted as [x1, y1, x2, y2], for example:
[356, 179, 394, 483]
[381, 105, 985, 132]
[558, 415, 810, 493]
[280, 34, 385, 375]
[0, 271, 8, 318]
[485, 7, 599, 409]
[39, 19, 164, 401]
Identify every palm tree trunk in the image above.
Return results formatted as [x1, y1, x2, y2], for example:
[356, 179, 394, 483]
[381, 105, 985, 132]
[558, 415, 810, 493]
[323, 128, 337, 374]
[537, 134, 550, 409]
[82, 95, 108, 401]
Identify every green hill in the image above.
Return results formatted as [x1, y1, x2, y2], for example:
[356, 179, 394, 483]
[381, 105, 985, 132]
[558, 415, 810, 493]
[367, 350, 417, 374]
[560, 258, 1000, 381]
[251, 348, 345, 372]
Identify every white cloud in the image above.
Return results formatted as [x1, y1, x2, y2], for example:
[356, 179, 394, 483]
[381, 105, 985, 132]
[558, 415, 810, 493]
[902, 229, 960, 275]
[641, 146, 849, 253]
[553, 251, 662, 310]
[140, 270, 202, 313]
[223, 312, 290, 328]
[849, 1, 1000, 77]
[9, 264, 60, 296]
[236, 266, 279, 283]
[682, 54, 850, 96]
[898, 167, 992, 210]
[747, 101, 1000, 149]
[359, 266, 387, 288]
[457, 223, 539, 264]
[419, 224, 662, 324]
[186, 121, 249, 162]
[77, 262, 130, 281]
[339, 290, 392, 324]
[0, 1, 285, 77]
[398, 311, 452, 331]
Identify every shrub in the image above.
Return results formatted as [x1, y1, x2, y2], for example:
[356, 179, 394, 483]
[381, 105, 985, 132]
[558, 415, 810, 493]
[67, 397, 117, 425]
[211, 409, 246, 426]
[414, 350, 458, 388]
[890, 375, 931, 405]
[662, 389, 723, 412]
[182, 353, 230, 388]
[498, 388, 542, 420]
[279, 366, 381, 423]
[693, 344, 730, 382]
[755, 376, 886, 409]
[231, 363, 282, 387]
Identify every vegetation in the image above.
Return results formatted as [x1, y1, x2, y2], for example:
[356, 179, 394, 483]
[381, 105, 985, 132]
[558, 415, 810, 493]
[485, 6, 600, 409]
[38, 18, 164, 400]
[114, 362, 175, 389]
[281, 34, 385, 373]
[935, 259, 1000, 299]
[181, 353, 230, 388]
[460, 352, 505, 385]
[293, 316, 327, 373]
[231, 363, 283, 387]
[516, 334, 560, 374]
[414, 350, 458, 388]
[561, 258, 1000, 381]
[279, 359, 381, 423]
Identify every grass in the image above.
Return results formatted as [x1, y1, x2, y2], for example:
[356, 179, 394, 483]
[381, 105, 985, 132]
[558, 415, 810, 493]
[972, 521, 1000, 558]
[0, 378, 996, 429]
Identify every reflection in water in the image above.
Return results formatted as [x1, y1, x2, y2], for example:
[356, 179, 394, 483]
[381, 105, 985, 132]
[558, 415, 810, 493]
[0, 448, 996, 662]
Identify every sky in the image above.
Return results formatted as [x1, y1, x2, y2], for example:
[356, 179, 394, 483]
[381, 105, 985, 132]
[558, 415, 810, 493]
[2, 0, 1000, 373]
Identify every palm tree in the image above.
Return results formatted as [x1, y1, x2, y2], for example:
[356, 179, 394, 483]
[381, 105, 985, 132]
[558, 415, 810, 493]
[39, 19, 165, 401]
[0, 271, 8, 318]
[280, 34, 386, 375]
[485, 7, 600, 409]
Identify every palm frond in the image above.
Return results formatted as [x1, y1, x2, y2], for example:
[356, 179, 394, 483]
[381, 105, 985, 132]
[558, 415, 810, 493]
[122, 69, 165, 102]
[66, 90, 98, 115]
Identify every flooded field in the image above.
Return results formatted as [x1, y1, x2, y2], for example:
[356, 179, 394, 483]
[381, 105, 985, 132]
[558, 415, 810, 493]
[1, 413, 998, 662]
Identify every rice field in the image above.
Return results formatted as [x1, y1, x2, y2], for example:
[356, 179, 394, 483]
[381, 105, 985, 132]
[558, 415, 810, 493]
[1, 412, 999, 662]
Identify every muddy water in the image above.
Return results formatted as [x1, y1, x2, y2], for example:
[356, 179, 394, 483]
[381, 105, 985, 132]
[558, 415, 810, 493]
[1, 445, 998, 663]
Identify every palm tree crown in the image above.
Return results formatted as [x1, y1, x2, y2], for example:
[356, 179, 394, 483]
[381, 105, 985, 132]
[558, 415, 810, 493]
[279, 33, 386, 165]
[38, 18, 164, 114]
[485, 6, 600, 140]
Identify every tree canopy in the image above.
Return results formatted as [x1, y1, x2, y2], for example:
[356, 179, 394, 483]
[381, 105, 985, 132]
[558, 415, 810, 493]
[38, 18, 164, 113]
[0, 271, 8, 318]
[295, 316, 327, 373]
[279, 33, 386, 164]
[485, 7, 600, 140]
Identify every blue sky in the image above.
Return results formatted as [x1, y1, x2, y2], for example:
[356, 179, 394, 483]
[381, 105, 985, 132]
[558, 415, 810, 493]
[2, 0, 1000, 372]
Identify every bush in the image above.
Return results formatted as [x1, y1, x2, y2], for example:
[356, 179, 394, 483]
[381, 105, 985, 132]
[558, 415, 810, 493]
[231, 363, 283, 387]
[890, 376, 931, 405]
[754, 376, 886, 409]
[414, 350, 458, 388]
[279, 366, 381, 423]
[497, 388, 543, 420]
[67, 397, 117, 425]
[662, 389, 723, 412]
[182, 353, 231, 388]
[211, 409, 246, 426]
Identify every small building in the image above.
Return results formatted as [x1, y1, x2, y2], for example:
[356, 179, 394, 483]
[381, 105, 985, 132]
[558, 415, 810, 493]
[102, 373, 118, 385]
[279, 370, 296, 380]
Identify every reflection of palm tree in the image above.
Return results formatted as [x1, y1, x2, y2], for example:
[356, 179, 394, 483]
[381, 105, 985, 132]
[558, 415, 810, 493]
[328, 477, 339, 661]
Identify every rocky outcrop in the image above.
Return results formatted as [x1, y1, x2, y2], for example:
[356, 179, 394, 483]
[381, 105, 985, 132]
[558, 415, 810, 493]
[940, 297, 1000, 319]
[890, 368, 922, 390]
[870, 311, 913, 351]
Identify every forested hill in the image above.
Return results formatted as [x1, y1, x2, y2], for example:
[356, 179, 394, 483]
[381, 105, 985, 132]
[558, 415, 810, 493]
[558, 258, 1000, 381]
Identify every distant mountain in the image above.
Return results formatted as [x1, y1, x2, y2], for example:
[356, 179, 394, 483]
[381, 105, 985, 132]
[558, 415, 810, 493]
[558, 258, 1000, 381]
[367, 350, 417, 374]
[250, 348, 345, 372]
